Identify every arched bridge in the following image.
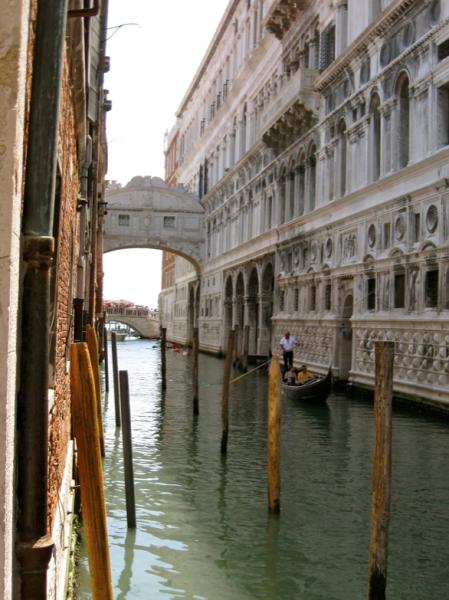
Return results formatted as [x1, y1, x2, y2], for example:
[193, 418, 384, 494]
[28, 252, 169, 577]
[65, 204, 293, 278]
[104, 176, 204, 270]
[105, 307, 160, 339]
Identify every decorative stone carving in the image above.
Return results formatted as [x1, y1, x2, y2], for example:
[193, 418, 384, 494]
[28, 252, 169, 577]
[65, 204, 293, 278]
[342, 232, 357, 262]
[426, 205, 438, 233]
[367, 224, 376, 248]
[355, 327, 449, 389]
[394, 215, 406, 241]
[325, 237, 333, 258]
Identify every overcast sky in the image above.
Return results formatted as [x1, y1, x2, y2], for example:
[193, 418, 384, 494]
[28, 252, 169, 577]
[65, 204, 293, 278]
[103, 0, 229, 307]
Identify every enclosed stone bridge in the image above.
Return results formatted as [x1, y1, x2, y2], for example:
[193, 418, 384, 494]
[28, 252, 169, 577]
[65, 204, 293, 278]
[105, 307, 160, 339]
[104, 176, 204, 270]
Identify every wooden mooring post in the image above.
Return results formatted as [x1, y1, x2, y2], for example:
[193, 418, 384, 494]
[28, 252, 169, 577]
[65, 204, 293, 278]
[161, 327, 167, 391]
[111, 332, 121, 428]
[221, 329, 235, 455]
[103, 325, 109, 393]
[70, 343, 113, 600]
[119, 370, 136, 528]
[192, 326, 199, 415]
[267, 355, 281, 514]
[86, 325, 105, 458]
[368, 341, 394, 600]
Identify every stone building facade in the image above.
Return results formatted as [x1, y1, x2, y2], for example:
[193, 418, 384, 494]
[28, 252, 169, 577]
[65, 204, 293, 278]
[162, 0, 449, 408]
[0, 1, 109, 597]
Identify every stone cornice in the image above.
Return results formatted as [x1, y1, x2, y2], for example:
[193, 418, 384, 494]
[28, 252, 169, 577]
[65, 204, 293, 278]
[315, 0, 417, 92]
[176, 0, 241, 117]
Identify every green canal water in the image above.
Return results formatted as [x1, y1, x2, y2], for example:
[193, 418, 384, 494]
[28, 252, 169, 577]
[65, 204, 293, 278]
[77, 339, 449, 599]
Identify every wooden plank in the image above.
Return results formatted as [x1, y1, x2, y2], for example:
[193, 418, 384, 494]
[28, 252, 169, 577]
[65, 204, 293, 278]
[70, 343, 113, 600]
[86, 325, 105, 457]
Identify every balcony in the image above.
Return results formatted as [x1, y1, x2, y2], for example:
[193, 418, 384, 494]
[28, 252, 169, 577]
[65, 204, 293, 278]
[259, 67, 320, 152]
[265, 0, 310, 40]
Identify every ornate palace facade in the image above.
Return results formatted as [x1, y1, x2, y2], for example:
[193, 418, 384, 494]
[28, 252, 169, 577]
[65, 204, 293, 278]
[162, 0, 449, 408]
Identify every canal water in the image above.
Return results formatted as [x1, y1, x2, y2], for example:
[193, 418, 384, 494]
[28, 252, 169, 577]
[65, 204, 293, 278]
[77, 339, 449, 599]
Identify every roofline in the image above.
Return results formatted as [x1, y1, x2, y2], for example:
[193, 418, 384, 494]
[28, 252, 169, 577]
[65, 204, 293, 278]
[175, 0, 240, 118]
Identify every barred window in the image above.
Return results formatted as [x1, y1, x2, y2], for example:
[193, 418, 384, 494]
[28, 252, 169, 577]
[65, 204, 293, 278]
[319, 22, 336, 71]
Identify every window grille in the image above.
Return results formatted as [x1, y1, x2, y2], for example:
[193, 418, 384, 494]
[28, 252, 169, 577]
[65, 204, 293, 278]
[319, 23, 336, 70]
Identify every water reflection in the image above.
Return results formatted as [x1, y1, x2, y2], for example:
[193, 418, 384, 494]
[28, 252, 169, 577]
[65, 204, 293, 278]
[77, 339, 449, 599]
[117, 529, 136, 600]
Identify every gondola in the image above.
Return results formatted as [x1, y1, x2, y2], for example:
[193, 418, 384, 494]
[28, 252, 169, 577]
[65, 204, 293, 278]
[281, 368, 332, 402]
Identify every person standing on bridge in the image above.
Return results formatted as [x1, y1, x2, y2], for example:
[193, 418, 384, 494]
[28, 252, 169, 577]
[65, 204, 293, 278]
[279, 331, 297, 371]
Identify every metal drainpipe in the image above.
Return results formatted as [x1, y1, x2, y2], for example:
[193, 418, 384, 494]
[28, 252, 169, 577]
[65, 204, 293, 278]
[88, 0, 109, 325]
[74, 136, 93, 341]
[16, 0, 68, 598]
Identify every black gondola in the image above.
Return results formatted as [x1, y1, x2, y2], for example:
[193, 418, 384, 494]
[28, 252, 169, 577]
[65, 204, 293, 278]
[281, 368, 332, 402]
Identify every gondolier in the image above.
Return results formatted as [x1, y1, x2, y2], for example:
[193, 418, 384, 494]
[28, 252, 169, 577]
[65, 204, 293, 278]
[279, 331, 296, 370]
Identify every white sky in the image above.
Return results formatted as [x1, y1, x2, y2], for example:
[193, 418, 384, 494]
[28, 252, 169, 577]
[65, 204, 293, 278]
[103, 0, 229, 308]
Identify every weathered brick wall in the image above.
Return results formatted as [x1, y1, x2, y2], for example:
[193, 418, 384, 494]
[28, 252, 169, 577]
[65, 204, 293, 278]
[46, 55, 80, 532]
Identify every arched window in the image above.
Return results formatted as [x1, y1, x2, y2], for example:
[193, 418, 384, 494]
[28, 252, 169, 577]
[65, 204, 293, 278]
[370, 94, 381, 181]
[338, 119, 347, 196]
[279, 170, 287, 223]
[241, 103, 248, 157]
[308, 145, 317, 211]
[298, 154, 306, 215]
[289, 169, 295, 220]
[397, 73, 410, 169]
[230, 117, 237, 166]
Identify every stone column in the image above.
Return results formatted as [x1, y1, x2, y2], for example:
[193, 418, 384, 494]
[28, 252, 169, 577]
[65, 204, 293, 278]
[309, 38, 318, 69]
[336, 1, 348, 56]
[257, 293, 273, 356]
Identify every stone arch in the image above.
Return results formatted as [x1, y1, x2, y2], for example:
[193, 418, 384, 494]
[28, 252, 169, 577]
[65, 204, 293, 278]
[420, 240, 437, 252]
[105, 177, 204, 272]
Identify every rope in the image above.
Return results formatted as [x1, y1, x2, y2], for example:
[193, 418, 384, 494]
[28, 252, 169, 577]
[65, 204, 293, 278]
[229, 360, 270, 385]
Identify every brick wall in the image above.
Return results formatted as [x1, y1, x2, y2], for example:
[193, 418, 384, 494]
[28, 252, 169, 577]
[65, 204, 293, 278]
[46, 57, 80, 532]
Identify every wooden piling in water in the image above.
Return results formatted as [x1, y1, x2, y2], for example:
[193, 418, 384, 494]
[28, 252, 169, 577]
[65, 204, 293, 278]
[221, 329, 235, 455]
[86, 325, 105, 458]
[368, 341, 394, 600]
[192, 326, 199, 415]
[119, 370, 136, 529]
[70, 343, 113, 600]
[103, 325, 109, 393]
[161, 327, 167, 390]
[111, 332, 121, 428]
[242, 324, 250, 372]
[267, 355, 281, 514]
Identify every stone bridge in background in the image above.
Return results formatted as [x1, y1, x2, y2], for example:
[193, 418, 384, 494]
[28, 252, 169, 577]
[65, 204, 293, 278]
[105, 306, 160, 339]
[104, 176, 204, 270]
